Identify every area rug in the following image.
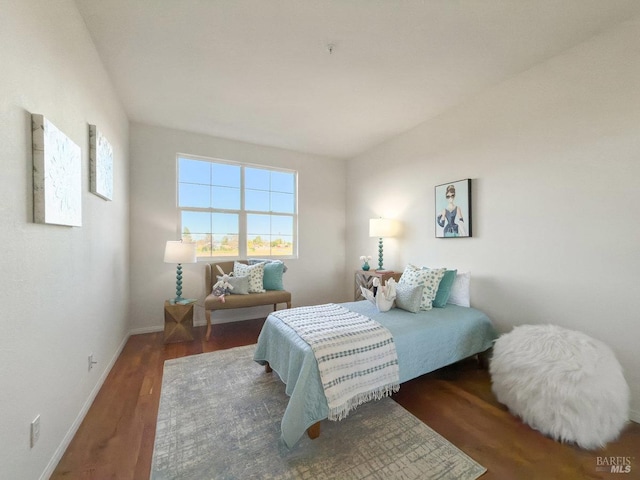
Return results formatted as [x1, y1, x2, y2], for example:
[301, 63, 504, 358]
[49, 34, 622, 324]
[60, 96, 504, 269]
[151, 345, 486, 480]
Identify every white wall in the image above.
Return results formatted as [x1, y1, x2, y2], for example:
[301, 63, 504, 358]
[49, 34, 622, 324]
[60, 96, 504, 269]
[0, 1, 130, 479]
[346, 18, 640, 421]
[129, 123, 348, 333]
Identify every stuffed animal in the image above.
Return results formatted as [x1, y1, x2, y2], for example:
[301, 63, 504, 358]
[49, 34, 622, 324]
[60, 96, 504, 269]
[212, 265, 234, 303]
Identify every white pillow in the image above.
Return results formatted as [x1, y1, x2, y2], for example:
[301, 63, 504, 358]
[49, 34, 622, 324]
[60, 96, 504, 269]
[399, 264, 446, 310]
[447, 271, 471, 307]
[233, 262, 266, 293]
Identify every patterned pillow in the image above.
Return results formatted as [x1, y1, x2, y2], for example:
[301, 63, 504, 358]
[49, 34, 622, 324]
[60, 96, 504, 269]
[399, 264, 446, 310]
[233, 262, 266, 293]
[394, 283, 424, 313]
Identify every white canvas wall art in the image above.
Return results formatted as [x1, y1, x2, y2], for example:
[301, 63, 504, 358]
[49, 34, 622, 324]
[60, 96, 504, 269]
[89, 124, 113, 200]
[32, 114, 82, 226]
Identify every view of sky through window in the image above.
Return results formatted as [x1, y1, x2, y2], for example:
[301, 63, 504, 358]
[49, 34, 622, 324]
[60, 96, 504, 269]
[178, 156, 296, 258]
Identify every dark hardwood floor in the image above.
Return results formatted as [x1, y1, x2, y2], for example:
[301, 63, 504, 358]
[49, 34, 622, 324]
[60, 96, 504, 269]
[52, 319, 640, 479]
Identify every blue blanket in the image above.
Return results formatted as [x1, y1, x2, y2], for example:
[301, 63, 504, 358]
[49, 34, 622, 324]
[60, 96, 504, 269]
[253, 301, 498, 448]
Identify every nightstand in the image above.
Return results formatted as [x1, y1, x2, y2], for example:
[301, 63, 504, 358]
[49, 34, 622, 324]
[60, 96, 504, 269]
[164, 300, 194, 343]
[354, 270, 396, 300]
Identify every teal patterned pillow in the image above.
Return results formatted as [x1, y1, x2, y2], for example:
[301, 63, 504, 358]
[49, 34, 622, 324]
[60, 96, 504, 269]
[399, 264, 446, 310]
[234, 262, 266, 293]
[395, 283, 424, 313]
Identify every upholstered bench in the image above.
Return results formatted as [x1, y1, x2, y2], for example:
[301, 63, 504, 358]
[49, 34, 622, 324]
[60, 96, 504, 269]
[204, 260, 291, 340]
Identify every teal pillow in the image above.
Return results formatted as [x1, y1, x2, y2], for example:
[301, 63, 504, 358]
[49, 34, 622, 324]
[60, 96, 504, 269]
[248, 258, 288, 273]
[263, 261, 285, 290]
[432, 269, 457, 308]
[395, 283, 424, 313]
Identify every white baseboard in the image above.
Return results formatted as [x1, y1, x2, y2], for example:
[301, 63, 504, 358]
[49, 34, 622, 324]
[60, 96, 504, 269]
[129, 325, 164, 336]
[39, 333, 130, 480]
[629, 408, 640, 424]
[129, 303, 274, 337]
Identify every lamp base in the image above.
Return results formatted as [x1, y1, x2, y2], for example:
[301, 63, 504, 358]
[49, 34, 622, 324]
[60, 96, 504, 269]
[377, 237, 384, 271]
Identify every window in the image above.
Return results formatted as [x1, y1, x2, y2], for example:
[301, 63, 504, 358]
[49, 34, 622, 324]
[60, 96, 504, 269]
[177, 155, 297, 259]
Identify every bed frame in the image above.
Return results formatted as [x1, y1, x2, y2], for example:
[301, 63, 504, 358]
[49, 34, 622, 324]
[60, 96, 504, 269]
[255, 298, 497, 447]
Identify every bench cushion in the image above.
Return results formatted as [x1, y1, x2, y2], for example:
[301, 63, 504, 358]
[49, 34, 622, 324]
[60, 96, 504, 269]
[205, 289, 292, 310]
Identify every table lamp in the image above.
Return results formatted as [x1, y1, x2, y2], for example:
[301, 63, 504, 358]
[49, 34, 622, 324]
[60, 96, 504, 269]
[369, 218, 401, 271]
[164, 240, 197, 303]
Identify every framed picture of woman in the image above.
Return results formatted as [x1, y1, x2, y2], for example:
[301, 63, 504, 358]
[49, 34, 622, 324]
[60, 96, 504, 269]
[435, 179, 472, 238]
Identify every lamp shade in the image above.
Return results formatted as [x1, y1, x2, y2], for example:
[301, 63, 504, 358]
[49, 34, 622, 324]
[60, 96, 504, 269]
[164, 241, 197, 264]
[369, 218, 401, 238]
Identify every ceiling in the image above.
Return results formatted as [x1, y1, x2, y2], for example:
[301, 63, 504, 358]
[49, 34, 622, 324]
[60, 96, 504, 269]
[75, 0, 640, 159]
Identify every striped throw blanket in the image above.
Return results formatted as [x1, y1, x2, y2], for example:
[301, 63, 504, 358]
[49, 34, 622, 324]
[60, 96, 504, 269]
[272, 303, 400, 421]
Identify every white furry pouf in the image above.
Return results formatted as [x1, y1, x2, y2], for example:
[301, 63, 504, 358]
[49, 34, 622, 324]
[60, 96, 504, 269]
[490, 324, 629, 449]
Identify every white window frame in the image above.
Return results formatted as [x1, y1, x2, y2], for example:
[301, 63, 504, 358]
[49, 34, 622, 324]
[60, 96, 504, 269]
[177, 153, 298, 260]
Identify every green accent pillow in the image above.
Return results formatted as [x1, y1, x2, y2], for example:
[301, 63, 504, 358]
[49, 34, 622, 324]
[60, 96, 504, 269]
[395, 283, 424, 313]
[432, 269, 458, 308]
[263, 261, 285, 290]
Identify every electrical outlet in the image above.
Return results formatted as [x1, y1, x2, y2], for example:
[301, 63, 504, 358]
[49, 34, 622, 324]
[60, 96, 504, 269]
[88, 353, 97, 372]
[30, 415, 40, 448]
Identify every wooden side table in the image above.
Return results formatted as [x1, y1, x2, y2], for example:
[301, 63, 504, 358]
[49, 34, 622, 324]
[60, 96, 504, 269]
[354, 270, 396, 300]
[164, 301, 194, 343]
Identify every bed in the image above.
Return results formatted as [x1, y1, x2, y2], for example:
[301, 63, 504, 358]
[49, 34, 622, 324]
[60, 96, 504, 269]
[253, 299, 498, 448]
